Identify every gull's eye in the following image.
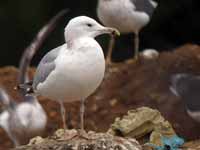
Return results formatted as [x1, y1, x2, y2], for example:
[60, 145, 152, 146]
[86, 23, 93, 27]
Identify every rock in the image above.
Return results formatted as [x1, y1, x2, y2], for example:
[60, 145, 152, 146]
[108, 107, 175, 145]
[108, 107, 200, 150]
[183, 140, 200, 150]
[13, 129, 142, 150]
[28, 136, 44, 145]
[109, 98, 118, 107]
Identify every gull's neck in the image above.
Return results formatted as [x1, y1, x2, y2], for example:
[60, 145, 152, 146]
[24, 95, 38, 105]
[64, 28, 97, 49]
[66, 39, 73, 49]
[66, 36, 94, 49]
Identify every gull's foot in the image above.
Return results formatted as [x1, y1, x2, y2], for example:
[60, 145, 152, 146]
[62, 129, 91, 140]
[63, 129, 78, 141]
[106, 59, 113, 66]
[125, 57, 138, 64]
[77, 129, 91, 140]
[58, 129, 96, 140]
[134, 56, 139, 61]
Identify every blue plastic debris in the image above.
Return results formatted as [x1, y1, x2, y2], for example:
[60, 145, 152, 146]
[146, 135, 185, 150]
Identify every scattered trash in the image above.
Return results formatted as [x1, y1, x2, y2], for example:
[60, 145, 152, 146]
[141, 49, 159, 60]
[108, 107, 186, 149]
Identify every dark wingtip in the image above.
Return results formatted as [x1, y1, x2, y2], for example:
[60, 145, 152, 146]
[14, 82, 34, 95]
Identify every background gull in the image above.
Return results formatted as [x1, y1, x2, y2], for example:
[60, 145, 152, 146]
[0, 10, 67, 147]
[0, 85, 47, 147]
[0, 41, 48, 146]
[0, 87, 17, 146]
[97, 0, 157, 63]
[18, 16, 120, 138]
[170, 73, 200, 123]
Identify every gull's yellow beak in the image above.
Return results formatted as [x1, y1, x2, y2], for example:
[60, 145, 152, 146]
[112, 28, 120, 36]
[107, 27, 120, 36]
[100, 27, 120, 36]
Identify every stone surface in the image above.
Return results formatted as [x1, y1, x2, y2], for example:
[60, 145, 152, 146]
[13, 130, 142, 150]
[108, 107, 175, 145]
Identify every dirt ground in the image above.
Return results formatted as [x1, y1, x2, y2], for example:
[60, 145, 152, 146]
[0, 44, 200, 149]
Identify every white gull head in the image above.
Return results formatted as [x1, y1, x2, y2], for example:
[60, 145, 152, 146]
[64, 16, 119, 46]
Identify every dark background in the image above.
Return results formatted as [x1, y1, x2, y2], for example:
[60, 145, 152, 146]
[0, 0, 200, 67]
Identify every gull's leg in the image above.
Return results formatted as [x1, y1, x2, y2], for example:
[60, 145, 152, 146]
[77, 99, 90, 139]
[66, 109, 73, 129]
[59, 101, 77, 140]
[13, 139, 20, 147]
[134, 32, 139, 60]
[60, 101, 67, 131]
[106, 35, 115, 65]
[80, 99, 85, 131]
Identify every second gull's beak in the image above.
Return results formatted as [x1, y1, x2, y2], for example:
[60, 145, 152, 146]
[107, 27, 120, 36]
[99, 27, 120, 36]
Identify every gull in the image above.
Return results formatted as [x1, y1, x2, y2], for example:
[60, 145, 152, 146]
[97, 0, 157, 63]
[0, 10, 67, 147]
[18, 16, 120, 137]
[0, 86, 47, 146]
[170, 73, 200, 123]
[0, 35, 48, 147]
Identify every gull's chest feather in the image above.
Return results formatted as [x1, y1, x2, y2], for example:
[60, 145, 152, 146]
[38, 38, 105, 101]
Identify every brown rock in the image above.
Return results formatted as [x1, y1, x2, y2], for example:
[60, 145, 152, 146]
[13, 129, 142, 150]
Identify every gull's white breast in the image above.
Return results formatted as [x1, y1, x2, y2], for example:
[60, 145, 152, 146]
[97, 0, 150, 33]
[37, 38, 105, 102]
[15, 101, 47, 131]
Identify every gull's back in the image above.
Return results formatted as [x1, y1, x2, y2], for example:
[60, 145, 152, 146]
[131, 0, 156, 16]
[97, 0, 156, 33]
[33, 45, 63, 91]
[171, 74, 200, 111]
[170, 74, 200, 122]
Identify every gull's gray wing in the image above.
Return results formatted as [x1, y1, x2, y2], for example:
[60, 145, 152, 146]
[33, 46, 62, 90]
[170, 74, 200, 112]
[130, 0, 156, 16]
